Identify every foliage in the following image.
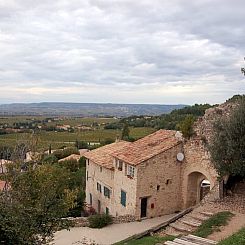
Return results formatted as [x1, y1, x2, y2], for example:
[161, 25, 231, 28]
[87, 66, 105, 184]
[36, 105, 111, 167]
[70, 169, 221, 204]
[75, 140, 89, 149]
[42, 153, 58, 164]
[79, 156, 86, 168]
[88, 214, 113, 228]
[121, 123, 130, 140]
[53, 147, 79, 160]
[116, 104, 212, 131]
[104, 123, 123, 130]
[59, 159, 80, 172]
[0, 164, 77, 244]
[102, 138, 115, 145]
[66, 167, 86, 217]
[115, 235, 176, 245]
[0, 145, 13, 160]
[178, 115, 195, 138]
[194, 211, 234, 238]
[226, 94, 245, 103]
[209, 97, 245, 177]
[218, 227, 245, 245]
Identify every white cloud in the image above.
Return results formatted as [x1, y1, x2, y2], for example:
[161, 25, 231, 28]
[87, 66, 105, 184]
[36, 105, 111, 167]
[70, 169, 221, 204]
[0, 0, 244, 104]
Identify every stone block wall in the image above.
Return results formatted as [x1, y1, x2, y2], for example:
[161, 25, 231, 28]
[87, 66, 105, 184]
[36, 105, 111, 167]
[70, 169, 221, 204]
[136, 144, 183, 219]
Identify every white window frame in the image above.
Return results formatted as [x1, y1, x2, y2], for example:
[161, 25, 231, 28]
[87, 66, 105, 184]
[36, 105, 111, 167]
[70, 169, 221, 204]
[127, 165, 135, 177]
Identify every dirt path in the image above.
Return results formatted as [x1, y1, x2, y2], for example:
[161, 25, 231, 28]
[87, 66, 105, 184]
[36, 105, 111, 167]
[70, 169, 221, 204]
[207, 212, 245, 241]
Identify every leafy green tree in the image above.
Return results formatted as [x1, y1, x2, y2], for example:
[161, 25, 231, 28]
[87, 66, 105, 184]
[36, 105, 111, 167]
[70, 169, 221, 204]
[75, 140, 89, 149]
[121, 123, 130, 140]
[0, 164, 77, 244]
[209, 98, 245, 177]
[102, 138, 114, 145]
[42, 153, 58, 164]
[178, 115, 195, 138]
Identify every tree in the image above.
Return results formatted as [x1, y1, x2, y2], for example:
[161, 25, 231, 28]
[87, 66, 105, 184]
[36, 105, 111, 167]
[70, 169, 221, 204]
[178, 115, 195, 139]
[0, 164, 77, 244]
[121, 123, 130, 140]
[209, 98, 245, 177]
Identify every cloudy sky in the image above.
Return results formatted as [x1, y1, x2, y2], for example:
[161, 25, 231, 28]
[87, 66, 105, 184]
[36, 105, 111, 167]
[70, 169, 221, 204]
[0, 0, 244, 105]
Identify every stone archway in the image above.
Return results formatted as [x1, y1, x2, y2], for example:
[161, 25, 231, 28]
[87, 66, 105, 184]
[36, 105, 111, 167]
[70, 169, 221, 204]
[186, 171, 211, 208]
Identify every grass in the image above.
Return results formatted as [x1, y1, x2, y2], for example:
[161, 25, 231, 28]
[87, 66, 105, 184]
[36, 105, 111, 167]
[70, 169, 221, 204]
[115, 235, 175, 245]
[218, 227, 245, 245]
[193, 211, 234, 238]
[0, 127, 156, 150]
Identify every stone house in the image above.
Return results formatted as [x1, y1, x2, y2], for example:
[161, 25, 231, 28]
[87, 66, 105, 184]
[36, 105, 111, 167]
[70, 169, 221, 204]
[84, 130, 217, 220]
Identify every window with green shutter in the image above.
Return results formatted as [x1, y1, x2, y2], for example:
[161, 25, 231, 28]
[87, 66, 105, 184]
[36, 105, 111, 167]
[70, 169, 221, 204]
[104, 186, 110, 198]
[121, 190, 126, 207]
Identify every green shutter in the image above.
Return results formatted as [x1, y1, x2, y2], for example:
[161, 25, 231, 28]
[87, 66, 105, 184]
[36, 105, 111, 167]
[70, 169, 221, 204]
[121, 190, 126, 207]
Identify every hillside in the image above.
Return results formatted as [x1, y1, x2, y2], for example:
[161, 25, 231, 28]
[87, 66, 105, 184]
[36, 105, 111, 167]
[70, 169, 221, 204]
[0, 102, 186, 117]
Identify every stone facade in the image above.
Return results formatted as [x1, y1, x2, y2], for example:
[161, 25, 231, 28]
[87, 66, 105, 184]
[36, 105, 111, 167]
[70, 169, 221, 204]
[135, 144, 183, 218]
[85, 99, 238, 221]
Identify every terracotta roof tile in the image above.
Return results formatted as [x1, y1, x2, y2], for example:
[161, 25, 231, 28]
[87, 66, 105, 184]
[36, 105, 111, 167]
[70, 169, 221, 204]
[84, 130, 181, 169]
[112, 130, 181, 165]
[84, 141, 131, 169]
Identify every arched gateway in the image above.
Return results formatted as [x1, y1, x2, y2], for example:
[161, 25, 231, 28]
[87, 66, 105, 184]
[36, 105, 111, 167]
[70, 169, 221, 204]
[182, 140, 219, 209]
[186, 171, 211, 207]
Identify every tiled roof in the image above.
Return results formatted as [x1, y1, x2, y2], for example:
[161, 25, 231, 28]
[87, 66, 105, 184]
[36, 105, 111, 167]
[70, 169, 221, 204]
[112, 130, 181, 165]
[84, 130, 181, 169]
[84, 141, 131, 169]
[58, 154, 81, 163]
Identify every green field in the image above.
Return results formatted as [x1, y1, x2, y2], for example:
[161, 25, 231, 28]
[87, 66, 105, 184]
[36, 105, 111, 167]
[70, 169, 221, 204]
[0, 116, 118, 126]
[0, 127, 155, 150]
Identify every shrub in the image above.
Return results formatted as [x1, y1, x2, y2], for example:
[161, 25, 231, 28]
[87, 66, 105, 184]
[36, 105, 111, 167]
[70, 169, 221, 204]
[53, 147, 79, 160]
[43, 154, 58, 164]
[79, 156, 86, 168]
[88, 214, 112, 228]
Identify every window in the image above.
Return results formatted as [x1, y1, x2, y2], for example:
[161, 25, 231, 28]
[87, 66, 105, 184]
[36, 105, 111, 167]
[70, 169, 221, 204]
[121, 190, 126, 207]
[86, 171, 88, 181]
[97, 182, 102, 193]
[127, 165, 135, 177]
[104, 186, 110, 198]
[166, 179, 172, 185]
[117, 160, 123, 171]
[89, 193, 92, 205]
[106, 207, 109, 215]
[157, 185, 160, 191]
[100, 166, 103, 172]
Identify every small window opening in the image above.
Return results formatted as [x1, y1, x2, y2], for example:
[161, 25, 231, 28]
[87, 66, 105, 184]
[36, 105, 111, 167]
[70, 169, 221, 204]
[166, 179, 172, 185]
[157, 185, 160, 191]
[100, 166, 102, 172]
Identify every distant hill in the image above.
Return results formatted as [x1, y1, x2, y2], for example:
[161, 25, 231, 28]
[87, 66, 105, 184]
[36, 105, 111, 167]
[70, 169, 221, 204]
[0, 102, 187, 117]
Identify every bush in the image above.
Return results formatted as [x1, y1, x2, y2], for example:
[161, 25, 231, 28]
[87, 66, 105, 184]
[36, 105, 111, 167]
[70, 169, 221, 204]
[53, 147, 79, 160]
[209, 97, 245, 177]
[79, 156, 86, 168]
[88, 214, 112, 228]
[42, 154, 58, 164]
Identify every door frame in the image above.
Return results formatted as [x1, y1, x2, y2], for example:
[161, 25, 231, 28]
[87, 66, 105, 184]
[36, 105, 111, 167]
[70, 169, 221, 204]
[140, 197, 148, 218]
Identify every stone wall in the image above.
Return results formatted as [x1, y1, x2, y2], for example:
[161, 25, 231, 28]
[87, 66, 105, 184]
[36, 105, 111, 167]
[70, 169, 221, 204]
[65, 215, 136, 227]
[112, 214, 136, 224]
[86, 160, 115, 215]
[181, 138, 219, 209]
[64, 217, 89, 227]
[136, 144, 183, 219]
[194, 101, 238, 143]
